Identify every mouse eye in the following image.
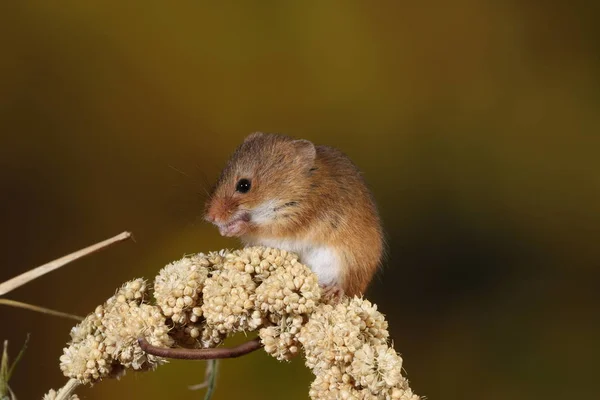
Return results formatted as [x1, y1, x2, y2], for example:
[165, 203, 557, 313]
[235, 178, 252, 193]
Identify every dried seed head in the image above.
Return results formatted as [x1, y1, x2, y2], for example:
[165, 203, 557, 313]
[154, 252, 223, 325]
[259, 314, 305, 361]
[60, 279, 172, 384]
[255, 262, 321, 317]
[56, 247, 419, 400]
[202, 266, 262, 333]
[349, 344, 404, 394]
[298, 297, 389, 374]
[308, 366, 358, 400]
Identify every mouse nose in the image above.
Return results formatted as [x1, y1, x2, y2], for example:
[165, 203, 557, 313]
[204, 205, 216, 223]
[206, 198, 235, 224]
[204, 211, 217, 223]
[205, 203, 226, 224]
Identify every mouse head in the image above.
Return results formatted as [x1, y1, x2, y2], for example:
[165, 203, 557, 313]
[205, 132, 316, 237]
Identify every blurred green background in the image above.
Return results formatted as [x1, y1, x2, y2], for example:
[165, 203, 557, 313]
[1, 1, 599, 399]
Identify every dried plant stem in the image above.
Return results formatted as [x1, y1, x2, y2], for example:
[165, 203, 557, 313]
[203, 360, 218, 400]
[0, 299, 83, 321]
[188, 359, 218, 400]
[138, 337, 262, 360]
[0, 231, 132, 296]
[54, 379, 80, 400]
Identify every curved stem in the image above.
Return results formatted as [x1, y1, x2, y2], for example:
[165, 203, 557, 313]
[138, 337, 263, 360]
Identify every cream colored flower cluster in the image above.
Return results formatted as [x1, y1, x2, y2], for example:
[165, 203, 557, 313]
[57, 246, 420, 400]
[153, 251, 226, 348]
[300, 298, 419, 400]
[202, 247, 320, 361]
[60, 279, 172, 384]
[59, 247, 317, 383]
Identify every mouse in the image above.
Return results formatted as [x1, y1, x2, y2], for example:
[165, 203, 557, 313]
[204, 132, 384, 298]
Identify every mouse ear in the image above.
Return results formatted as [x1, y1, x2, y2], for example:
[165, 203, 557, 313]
[292, 139, 316, 165]
[244, 132, 264, 142]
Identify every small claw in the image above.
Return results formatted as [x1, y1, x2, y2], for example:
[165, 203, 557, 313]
[320, 284, 345, 304]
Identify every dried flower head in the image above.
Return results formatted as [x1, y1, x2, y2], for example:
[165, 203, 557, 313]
[298, 297, 389, 374]
[55, 247, 419, 400]
[101, 301, 172, 371]
[349, 344, 404, 394]
[59, 333, 115, 383]
[223, 247, 300, 281]
[201, 246, 319, 335]
[298, 297, 418, 400]
[309, 365, 359, 400]
[169, 321, 225, 349]
[309, 362, 417, 400]
[392, 388, 421, 400]
[255, 261, 321, 317]
[202, 266, 262, 333]
[154, 252, 224, 325]
[259, 314, 304, 361]
[67, 308, 102, 343]
[60, 279, 173, 384]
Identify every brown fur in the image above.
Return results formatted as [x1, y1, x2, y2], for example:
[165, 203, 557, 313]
[205, 133, 383, 296]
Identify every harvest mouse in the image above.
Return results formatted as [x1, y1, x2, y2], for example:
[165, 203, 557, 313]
[204, 132, 383, 297]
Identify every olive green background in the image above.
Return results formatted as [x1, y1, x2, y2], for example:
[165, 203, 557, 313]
[1, 1, 599, 399]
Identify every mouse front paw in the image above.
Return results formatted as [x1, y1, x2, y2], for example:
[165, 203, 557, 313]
[320, 284, 345, 304]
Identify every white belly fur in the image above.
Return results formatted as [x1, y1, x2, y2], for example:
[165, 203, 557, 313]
[251, 238, 342, 287]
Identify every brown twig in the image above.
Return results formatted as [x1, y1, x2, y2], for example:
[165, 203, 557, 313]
[138, 337, 263, 360]
[0, 231, 132, 296]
